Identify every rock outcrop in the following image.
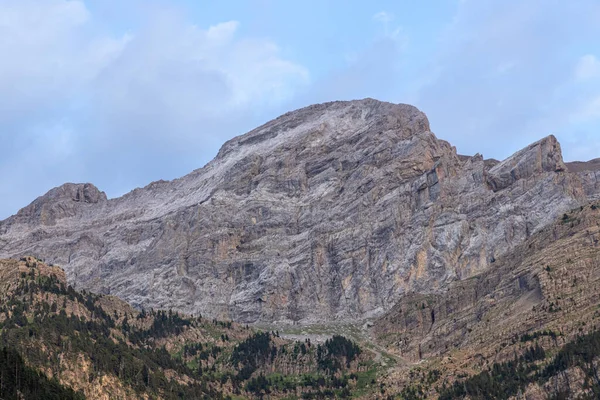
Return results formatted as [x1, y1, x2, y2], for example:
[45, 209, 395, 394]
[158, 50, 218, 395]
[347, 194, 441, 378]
[4, 183, 107, 227]
[485, 136, 566, 191]
[373, 201, 600, 361]
[374, 199, 600, 399]
[567, 158, 600, 201]
[0, 99, 597, 323]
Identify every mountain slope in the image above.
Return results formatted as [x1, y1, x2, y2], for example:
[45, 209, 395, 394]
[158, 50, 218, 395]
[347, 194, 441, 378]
[373, 199, 600, 398]
[0, 99, 597, 323]
[0, 346, 84, 400]
[0, 257, 376, 399]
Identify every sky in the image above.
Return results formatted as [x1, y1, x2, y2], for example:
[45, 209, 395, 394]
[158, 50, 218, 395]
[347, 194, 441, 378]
[1, 0, 599, 219]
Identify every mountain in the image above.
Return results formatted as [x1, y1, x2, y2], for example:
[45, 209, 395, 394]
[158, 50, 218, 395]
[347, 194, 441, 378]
[2, 98, 600, 399]
[1, 99, 599, 325]
[0, 257, 374, 399]
[374, 199, 600, 399]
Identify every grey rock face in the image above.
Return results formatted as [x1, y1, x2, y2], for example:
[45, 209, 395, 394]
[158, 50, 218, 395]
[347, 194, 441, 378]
[3, 183, 107, 227]
[567, 159, 600, 201]
[0, 99, 597, 323]
[486, 136, 566, 192]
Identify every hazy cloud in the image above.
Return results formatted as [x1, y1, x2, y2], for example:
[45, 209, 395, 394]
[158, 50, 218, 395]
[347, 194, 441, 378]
[0, 0, 127, 124]
[571, 96, 600, 122]
[1, 0, 599, 219]
[0, 0, 309, 218]
[372, 11, 405, 42]
[373, 11, 393, 24]
[414, 0, 600, 161]
[575, 54, 600, 81]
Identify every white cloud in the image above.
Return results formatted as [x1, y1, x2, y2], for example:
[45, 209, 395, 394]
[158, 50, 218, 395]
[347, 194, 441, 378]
[414, 0, 600, 160]
[372, 10, 407, 46]
[0, 1, 309, 131]
[89, 13, 310, 150]
[0, 0, 310, 218]
[575, 54, 600, 81]
[102, 19, 305, 107]
[206, 21, 239, 45]
[373, 11, 394, 25]
[0, 0, 128, 124]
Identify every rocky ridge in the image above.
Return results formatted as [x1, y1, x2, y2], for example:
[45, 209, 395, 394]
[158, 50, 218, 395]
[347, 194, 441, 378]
[0, 99, 598, 324]
[374, 199, 600, 399]
[374, 201, 600, 361]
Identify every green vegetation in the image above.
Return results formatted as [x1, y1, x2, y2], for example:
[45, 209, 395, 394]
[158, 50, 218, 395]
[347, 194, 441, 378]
[438, 329, 600, 400]
[0, 260, 372, 399]
[0, 274, 226, 399]
[438, 345, 545, 400]
[129, 308, 191, 340]
[231, 331, 274, 380]
[520, 329, 558, 343]
[541, 330, 600, 397]
[243, 372, 357, 399]
[317, 335, 361, 372]
[227, 331, 370, 397]
[0, 346, 85, 400]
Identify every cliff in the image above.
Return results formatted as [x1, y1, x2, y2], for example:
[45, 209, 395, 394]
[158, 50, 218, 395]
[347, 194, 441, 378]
[0, 99, 597, 324]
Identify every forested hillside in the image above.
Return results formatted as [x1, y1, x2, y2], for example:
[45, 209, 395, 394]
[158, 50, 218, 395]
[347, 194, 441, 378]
[375, 200, 600, 399]
[0, 257, 377, 399]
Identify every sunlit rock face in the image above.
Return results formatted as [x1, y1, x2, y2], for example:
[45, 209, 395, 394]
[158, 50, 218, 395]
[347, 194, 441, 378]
[0, 99, 596, 323]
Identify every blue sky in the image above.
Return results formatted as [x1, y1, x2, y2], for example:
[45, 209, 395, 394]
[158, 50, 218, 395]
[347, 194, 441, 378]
[1, 0, 599, 219]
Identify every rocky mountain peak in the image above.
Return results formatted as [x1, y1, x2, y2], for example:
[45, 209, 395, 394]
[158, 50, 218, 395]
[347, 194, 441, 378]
[216, 99, 431, 161]
[12, 183, 106, 226]
[486, 135, 566, 191]
[0, 100, 597, 324]
[49, 182, 107, 204]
